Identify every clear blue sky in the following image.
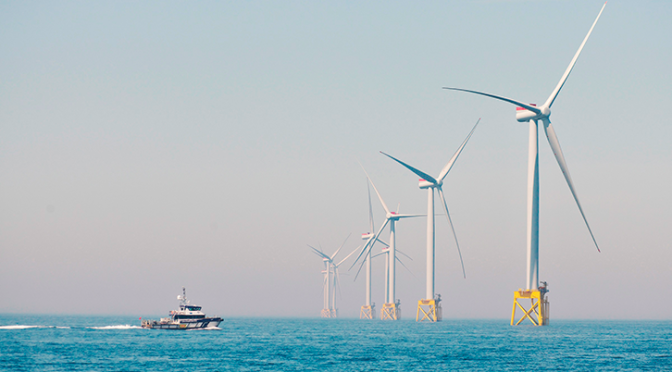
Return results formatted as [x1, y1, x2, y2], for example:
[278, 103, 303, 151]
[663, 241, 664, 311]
[1, 0, 670, 319]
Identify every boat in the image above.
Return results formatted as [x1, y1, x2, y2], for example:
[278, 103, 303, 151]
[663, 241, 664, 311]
[141, 287, 222, 330]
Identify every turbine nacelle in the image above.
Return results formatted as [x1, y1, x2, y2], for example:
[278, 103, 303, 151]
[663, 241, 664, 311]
[515, 104, 551, 122]
[361, 232, 373, 240]
[418, 178, 438, 189]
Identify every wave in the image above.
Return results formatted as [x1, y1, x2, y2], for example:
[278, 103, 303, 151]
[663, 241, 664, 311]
[0, 325, 53, 330]
[89, 325, 142, 330]
[187, 327, 222, 331]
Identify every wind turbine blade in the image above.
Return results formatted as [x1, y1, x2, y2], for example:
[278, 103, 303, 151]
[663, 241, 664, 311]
[335, 267, 343, 300]
[376, 238, 390, 247]
[438, 118, 481, 182]
[353, 257, 366, 281]
[350, 219, 389, 270]
[354, 248, 382, 281]
[396, 256, 415, 278]
[442, 87, 541, 114]
[352, 240, 369, 263]
[541, 118, 600, 252]
[438, 187, 466, 279]
[350, 239, 373, 271]
[367, 182, 375, 232]
[396, 249, 413, 261]
[336, 245, 360, 267]
[359, 162, 391, 215]
[330, 233, 351, 260]
[379, 151, 437, 184]
[395, 214, 425, 219]
[308, 245, 330, 260]
[356, 249, 389, 281]
[544, 2, 607, 108]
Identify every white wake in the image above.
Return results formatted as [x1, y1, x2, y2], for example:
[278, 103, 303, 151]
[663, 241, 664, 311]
[187, 327, 222, 331]
[89, 324, 142, 330]
[0, 325, 51, 330]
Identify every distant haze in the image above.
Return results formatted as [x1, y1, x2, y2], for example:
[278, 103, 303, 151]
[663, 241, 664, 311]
[1, 1, 671, 319]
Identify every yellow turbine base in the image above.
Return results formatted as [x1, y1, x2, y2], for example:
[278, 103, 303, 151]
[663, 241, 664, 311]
[360, 305, 375, 319]
[510, 289, 550, 326]
[321, 309, 338, 318]
[416, 299, 442, 322]
[381, 303, 401, 320]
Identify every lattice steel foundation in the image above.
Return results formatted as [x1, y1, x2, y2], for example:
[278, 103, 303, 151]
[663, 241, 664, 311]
[511, 286, 550, 326]
[381, 302, 401, 320]
[416, 298, 442, 322]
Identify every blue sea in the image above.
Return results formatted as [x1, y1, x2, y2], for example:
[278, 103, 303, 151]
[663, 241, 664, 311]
[1, 315, 670, 371]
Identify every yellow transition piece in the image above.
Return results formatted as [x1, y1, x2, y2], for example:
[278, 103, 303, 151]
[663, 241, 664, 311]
[360, 305, 375, 319]
[511, 288, 550, 326]
[381, 302, 401, 320]
[321, 309, 338, 318]
[416, 299, 442, 322]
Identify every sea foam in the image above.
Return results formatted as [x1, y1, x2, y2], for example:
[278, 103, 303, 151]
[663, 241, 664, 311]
[0, 325, 50, 330]
[89, 325, 142, 330]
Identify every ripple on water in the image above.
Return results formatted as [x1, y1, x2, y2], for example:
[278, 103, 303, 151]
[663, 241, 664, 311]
[0, 316, 670, 371]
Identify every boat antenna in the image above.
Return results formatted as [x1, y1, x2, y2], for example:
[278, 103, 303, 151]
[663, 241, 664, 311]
[178, 286, 189, 306]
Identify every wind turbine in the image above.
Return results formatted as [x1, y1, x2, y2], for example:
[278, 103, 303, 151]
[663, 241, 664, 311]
[309, 245, 334, 318]
[309, 235, 351, 318]
[443, 3, 605, 326]
[380, 118, 480, 322]
[358, 183, 416, 319]
[351, 166, 422, 320]
[359, 182, 379, 319]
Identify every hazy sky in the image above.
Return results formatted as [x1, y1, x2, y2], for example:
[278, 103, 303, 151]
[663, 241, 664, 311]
[1, 0, 671, 319]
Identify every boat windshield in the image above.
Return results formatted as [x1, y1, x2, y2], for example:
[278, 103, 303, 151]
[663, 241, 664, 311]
[186, 306, 202, 311]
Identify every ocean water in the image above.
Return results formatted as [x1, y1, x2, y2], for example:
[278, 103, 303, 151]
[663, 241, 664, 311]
[1, 315, 670, 371]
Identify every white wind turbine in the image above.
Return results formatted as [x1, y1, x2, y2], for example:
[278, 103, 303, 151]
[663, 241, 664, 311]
[443, 3, 605, 325]
[358, 182, 380, 318]
[356, 184, 416, 319]
[309, 235, 353, 318]
[353, 179, 410, 319]
[351, 167, 422, 319]
[381, 118, 480, 310]
[308, 245, 334, 317]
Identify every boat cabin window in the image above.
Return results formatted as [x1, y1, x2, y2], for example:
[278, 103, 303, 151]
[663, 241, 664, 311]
[186, 306, 202, 311]
[174, 314, 205, 319]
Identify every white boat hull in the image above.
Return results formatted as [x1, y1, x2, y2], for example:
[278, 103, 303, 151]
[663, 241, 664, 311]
[142, 317, 222, 330]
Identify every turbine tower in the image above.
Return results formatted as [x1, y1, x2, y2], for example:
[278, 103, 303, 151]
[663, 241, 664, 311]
[352, 167, 422, 320]
[380, 118, 480, 322]
[443, 3, 605, 326]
